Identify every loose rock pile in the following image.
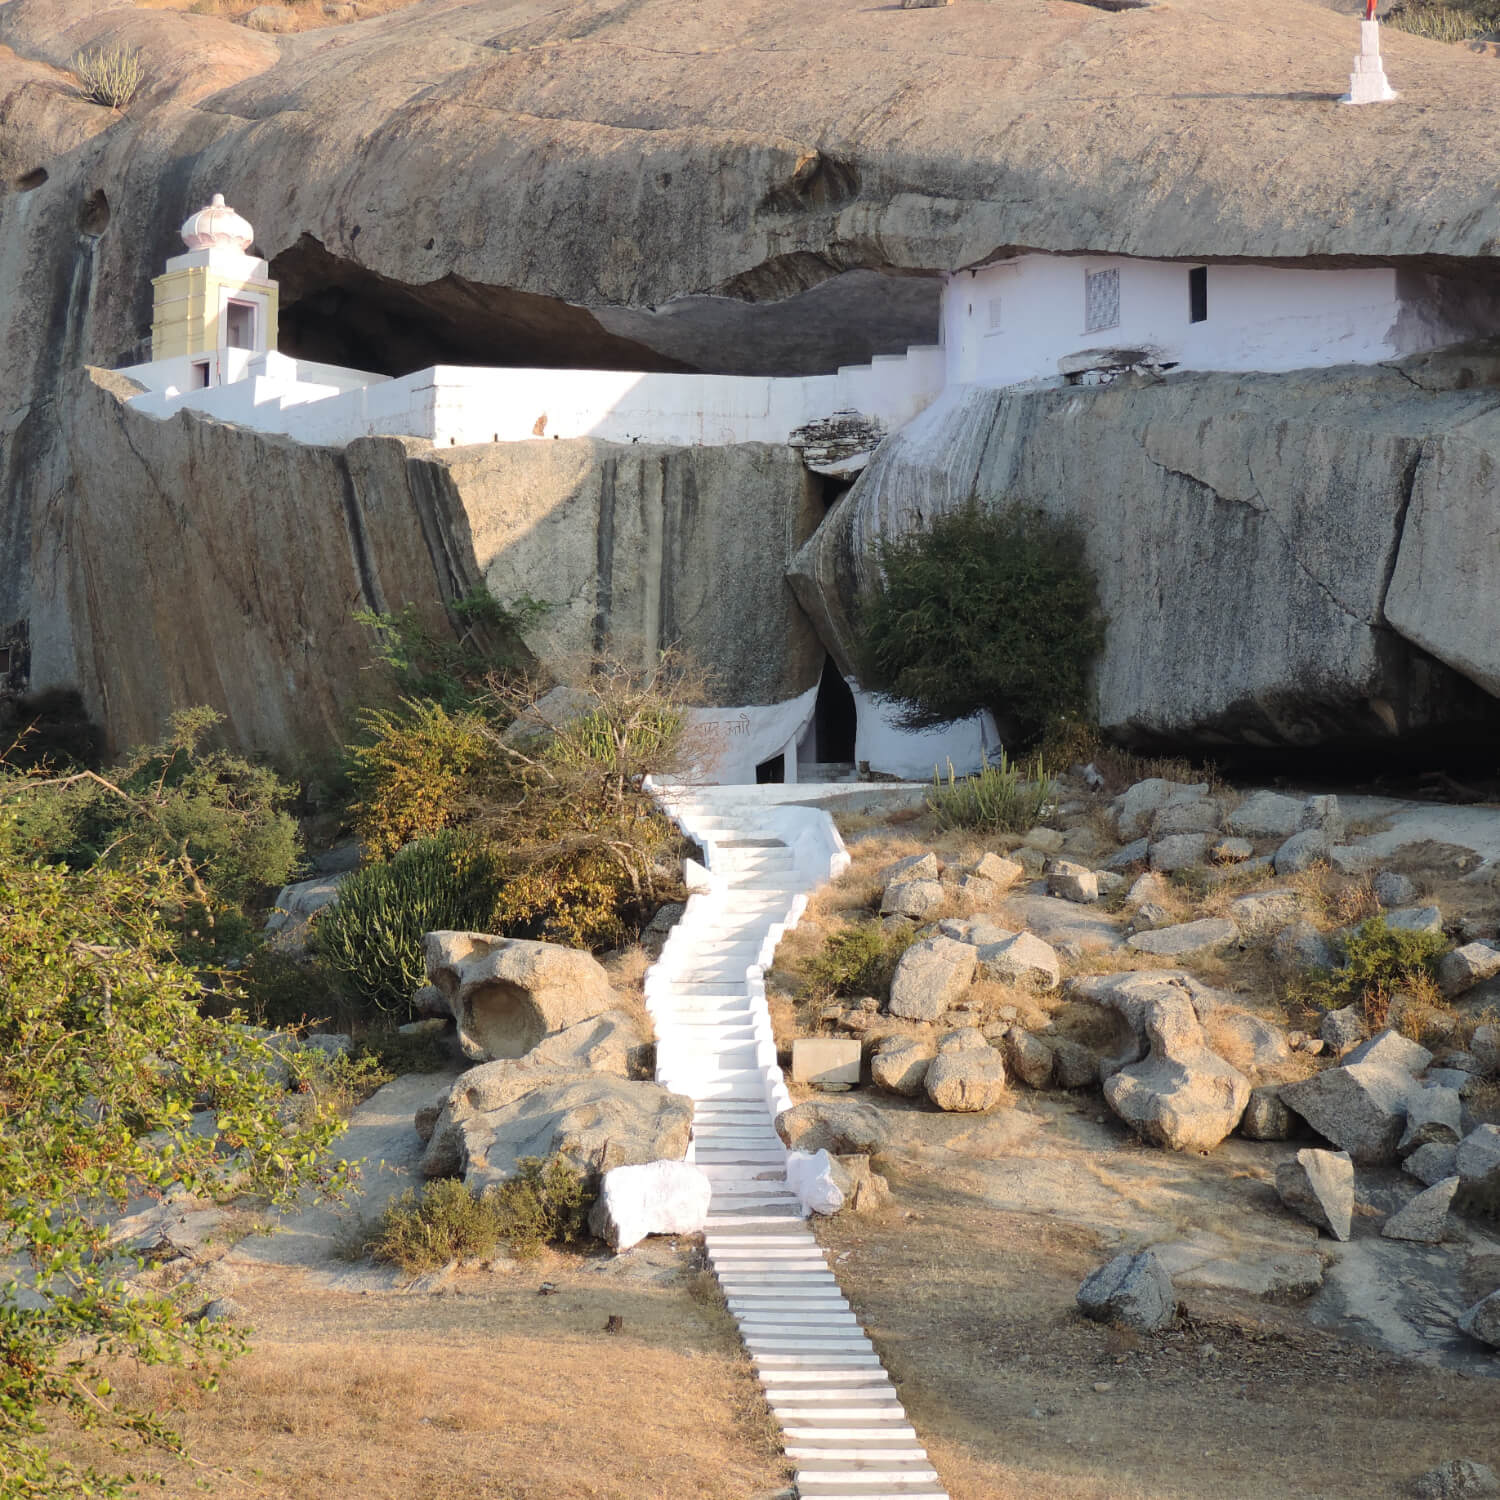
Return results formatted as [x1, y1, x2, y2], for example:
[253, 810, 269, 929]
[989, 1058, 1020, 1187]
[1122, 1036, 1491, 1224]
[793, 769, 1500, 1354]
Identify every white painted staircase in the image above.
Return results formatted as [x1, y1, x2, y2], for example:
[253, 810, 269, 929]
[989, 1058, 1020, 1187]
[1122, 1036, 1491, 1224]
[647, 784, 947, 1500]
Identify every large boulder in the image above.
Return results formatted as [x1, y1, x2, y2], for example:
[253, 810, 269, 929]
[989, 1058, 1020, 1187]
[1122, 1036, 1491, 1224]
[419, 1068, 693, 1192]
[1458, 1291, 1500, 1351]
[870, 1033, 935, 1097]
[1397, 1085, 1463, 1158]
[998, 1026, 1055, 1090]
[888, 935, 977, 1021]
[776, 1098, 890, 1157]
[264, 872, 348, 953]
[1438, 941, 1500, 997]
[1076, 1250, 1176, 1332]
[1342, 1029, 1432, 1076]
[923, 1029, 1006, 1112]
[881, 878, 947, 920]
[977, 931, 1061, 990]
[1457, 1124, 1500, 1193]
[1228, 889, 1303, 935]
[1126, 917, 1238, 959]
[423, 932, 615, 1062]
[588, 1160, 712, 1251]
[1113, 780, 1210, 842]
[1227, 791, 1305, 839]
[1381, 1175, 1459, 1244]
[1240, 1084, 1295, 1141]
[1275, 1148, 1354, 1241]
[1047, 860, 1099, 904]
[1101, 986, 1250, 1152]
[1280, 1062, 1413, 1164]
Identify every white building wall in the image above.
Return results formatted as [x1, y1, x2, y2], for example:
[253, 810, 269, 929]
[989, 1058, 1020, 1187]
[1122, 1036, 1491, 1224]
[943, 255, 1410, 387]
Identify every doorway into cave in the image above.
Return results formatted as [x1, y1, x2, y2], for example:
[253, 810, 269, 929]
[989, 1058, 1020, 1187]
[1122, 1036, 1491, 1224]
[755, 753, 785, 784]
[798, 655, 858, 774]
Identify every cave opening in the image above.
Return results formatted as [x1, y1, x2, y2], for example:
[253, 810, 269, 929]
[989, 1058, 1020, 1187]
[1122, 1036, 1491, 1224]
[269, 237, 943, 378]
[803, 655, 858, 767]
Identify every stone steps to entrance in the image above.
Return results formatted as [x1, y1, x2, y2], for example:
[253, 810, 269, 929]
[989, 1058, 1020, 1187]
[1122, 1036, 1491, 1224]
[646, 784, 948, 1500]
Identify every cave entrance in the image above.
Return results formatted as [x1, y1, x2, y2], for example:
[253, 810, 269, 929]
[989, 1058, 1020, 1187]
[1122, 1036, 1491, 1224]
[798, 656, 858, 775]
[755, 753, 785, 784]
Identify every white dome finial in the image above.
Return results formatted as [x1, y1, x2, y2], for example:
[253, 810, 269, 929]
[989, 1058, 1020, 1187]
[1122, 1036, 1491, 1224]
[181, 193, 253, 252]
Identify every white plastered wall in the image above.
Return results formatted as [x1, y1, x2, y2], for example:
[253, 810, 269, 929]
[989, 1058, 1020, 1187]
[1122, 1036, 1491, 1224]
[118, 346, 946, 450]
[943, 255, 1419, 387]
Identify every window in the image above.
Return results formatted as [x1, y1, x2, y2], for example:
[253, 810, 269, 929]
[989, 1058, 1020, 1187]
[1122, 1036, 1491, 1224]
[1189, 265, 1208, 323]
[192, 360, 210, 388]
[1084, 268, 1119, 333]
[225, 299, 257, 350]
[986, 296, 1004, 333]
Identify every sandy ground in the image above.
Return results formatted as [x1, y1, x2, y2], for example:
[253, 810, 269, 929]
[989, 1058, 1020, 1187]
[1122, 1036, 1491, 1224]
[819, 1103, 1500, 1500]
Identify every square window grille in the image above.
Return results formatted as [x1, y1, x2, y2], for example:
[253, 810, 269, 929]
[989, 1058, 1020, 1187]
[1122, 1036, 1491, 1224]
[1085, 268, 1120, 333]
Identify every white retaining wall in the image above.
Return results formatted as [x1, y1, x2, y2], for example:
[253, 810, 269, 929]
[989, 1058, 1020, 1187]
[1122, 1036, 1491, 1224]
[120, 346, 946, 450]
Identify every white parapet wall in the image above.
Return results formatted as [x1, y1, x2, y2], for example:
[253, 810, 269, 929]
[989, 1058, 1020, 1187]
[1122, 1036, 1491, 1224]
[118, 345, 947, 450]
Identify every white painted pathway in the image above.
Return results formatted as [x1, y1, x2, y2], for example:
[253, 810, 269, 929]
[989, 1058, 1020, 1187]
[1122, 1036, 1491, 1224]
[648, 784, 947, 1500]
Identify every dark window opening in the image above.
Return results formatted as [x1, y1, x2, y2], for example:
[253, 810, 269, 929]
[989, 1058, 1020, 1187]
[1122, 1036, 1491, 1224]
[192, 361, 211, 389]
[1189, 265, 1208, 324]
[755, 753, 785, 784]
[809, 656, 857, 764]
[225, 300, 256, 350]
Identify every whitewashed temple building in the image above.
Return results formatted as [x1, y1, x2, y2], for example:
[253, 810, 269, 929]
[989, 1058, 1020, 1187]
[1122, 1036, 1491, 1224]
[117, 193, 1495, 783]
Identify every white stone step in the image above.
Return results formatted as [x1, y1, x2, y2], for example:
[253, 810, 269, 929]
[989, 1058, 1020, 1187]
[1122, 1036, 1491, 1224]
[705, 1213, 806, 1227]
[787, 1445, 930, 1462]
[783, 1427, 919, 1442]
[753, 1353, 883, 1369]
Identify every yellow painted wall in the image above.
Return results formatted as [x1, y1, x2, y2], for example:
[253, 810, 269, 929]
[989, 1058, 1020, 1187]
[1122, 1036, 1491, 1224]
[151, 266, 279, 360]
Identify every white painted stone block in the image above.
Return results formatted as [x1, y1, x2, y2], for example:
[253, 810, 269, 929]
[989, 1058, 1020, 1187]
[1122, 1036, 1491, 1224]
[785, 1149, 845, 1215]
[791, 1037, 862, 1087]
[587, 1160, 712, 1252]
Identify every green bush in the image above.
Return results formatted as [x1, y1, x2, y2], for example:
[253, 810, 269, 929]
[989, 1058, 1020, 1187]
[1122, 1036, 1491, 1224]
[355, 1025, 453, 1077]
[805, 921, 915, 1003]
[225, 946, 343, 1030]
[366, 1158, 594, 1272]
[1295, 915, 1448, 1029]
[313, 831, 504, 1015]
[856, 502, 1106, 746]
[0, 849, 350, 1496]
[927, 751, 1056, 833]
[355, 588, 546, 710]
[367, 1179, 506, 1273]
[487, 1156, 595, 1259]
[0, 707, 299, 923]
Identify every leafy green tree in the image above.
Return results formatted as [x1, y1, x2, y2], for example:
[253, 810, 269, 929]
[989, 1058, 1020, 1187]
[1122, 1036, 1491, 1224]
[0, 853, 352, 1497]
[856, 502, 1106, 746]
[0, 706, 300, 919]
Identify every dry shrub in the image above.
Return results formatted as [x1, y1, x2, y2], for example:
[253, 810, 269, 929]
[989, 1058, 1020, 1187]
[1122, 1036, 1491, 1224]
[600, 943, 654, 1041]
[966, 976, 1053, 1032]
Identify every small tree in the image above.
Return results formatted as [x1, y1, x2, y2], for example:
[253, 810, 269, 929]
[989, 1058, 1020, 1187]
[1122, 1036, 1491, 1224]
[0, 853, 352, 1496]
[856, 501, 1106, 746]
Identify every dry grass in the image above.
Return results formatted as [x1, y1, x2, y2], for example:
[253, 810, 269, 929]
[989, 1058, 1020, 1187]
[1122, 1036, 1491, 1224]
[56, 1262, 787, 1500]
[601, 941, 655, 1043]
